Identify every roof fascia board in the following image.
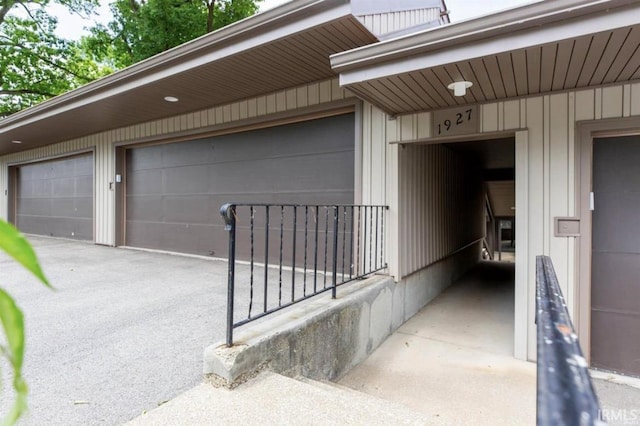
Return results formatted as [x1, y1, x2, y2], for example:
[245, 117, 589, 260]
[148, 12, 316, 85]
[0, 0, 352, 134]
[331, 0, 630, 72]
[337, 0, 639, 86]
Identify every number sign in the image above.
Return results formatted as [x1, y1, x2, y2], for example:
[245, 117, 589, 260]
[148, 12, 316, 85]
[432, 106, 479, 137]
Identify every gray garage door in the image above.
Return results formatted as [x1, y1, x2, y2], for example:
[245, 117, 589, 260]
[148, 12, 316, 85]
[125, 113, 355, 256]
[15, 153, 93, 241]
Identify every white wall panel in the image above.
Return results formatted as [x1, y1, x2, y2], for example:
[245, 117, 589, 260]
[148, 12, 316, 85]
[356, 8, 441, 37]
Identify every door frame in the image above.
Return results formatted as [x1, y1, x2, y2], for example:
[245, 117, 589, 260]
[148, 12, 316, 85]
[576, 116, 640, 362]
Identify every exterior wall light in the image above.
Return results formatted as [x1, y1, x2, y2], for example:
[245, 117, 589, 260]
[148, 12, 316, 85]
[164, 96, 179, 102]
[447, 81, 473, 97]
[11, 140, 22, 144]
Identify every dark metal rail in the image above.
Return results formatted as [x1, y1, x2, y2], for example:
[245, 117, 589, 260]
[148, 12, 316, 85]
[221, 203, 388, 346]
[535, 256, 602, 425]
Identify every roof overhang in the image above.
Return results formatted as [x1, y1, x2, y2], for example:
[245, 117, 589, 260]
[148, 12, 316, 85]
[0, 0, 377, 155]
[331, 0, 640, 116]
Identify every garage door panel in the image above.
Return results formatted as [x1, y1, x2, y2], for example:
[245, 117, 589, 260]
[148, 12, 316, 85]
[162, 141, 216, 168]
[126, 221, 222, 255]
[17, 216, 92, 240]
[74, 156, 94, 176]
[17, 198, 45, 216]
[127, 168, 164, 195]
[205, 152, 353, 194]
[77, 178, 94, 197]
[128, 147, 164, 171]
[126, 113, 354, 256]
[50, 197, 93, 218]
[27, 179, 50, 197]
[126, 196, 164, 222]
[161, 195, 212, 224]
[163, 165, 210, 194]
[52, 178, 77, 197]
[15, 153, 93, 241]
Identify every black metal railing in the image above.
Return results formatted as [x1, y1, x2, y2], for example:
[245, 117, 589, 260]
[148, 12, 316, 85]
[220, 203, 388, 346]
[535, 256, 601, 425]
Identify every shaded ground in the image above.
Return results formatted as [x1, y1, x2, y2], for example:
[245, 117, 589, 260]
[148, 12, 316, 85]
[0, 237, 229, 425]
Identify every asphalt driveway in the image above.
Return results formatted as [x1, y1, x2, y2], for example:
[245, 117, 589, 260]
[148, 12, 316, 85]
[0, 237, 228, 425]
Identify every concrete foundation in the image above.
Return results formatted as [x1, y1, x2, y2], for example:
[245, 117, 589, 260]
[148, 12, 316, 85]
[204, 242, 480, 386]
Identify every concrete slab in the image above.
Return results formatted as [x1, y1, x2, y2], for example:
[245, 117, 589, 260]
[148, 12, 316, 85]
[126, 372, 430, 425]
[0, 237, 230, 425]
[338, 262, 537, 425]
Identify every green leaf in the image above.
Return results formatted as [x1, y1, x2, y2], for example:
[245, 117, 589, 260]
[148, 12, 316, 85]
[0, 220, 50, 288]
[0, 288, 28, 426]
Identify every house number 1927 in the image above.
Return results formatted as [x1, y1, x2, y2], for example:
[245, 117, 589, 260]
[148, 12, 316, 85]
[432, 106, 479, 137]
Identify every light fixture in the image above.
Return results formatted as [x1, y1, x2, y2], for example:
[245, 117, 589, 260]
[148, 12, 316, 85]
[11, 140, 22, 144]
[164, 96, 179, 103]
[447, 81, 473, 97]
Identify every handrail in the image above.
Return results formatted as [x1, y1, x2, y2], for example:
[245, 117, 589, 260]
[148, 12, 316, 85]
[221, 203, 388, 346]
[535, 256, 602, 425]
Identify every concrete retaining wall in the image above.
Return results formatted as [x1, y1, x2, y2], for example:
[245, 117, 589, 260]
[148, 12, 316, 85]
[204, 242, 480, 387]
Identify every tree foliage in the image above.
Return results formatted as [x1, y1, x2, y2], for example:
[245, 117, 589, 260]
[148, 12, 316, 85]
[85, 0, 261, 69]
[0, 0, 261, 116]
[0, 0, 113, 117]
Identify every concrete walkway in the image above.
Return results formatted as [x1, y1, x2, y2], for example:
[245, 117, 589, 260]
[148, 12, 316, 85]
[127, 260, 640, 425]
[126, 372, 429, 425]
[338, 261, 537, 425]
[130, 261, 535, 425]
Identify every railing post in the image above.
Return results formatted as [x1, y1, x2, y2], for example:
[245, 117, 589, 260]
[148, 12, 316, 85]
[220, 203, 236, 347]
[332, 206, 339, 299]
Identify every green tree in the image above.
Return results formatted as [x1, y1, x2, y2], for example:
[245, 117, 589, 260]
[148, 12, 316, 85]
[85, 0, 262, 68]
[0, 0, 112, 117]
[0, 220, 50, 425]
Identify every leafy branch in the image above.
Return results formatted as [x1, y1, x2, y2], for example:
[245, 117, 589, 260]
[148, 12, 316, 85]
[0, 220, 51, 425]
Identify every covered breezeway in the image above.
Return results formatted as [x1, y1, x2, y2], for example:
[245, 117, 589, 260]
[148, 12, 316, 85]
[392, 133, 518, 356]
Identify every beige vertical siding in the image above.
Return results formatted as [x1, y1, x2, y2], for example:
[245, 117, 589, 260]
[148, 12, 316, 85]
[397, 144, 484, 277]
[368, 81, 640, 360]
[356, 8, 441, 37]
[0, 78, 353, 246]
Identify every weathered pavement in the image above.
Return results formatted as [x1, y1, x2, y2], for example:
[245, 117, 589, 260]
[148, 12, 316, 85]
[0, 237, 228, 425]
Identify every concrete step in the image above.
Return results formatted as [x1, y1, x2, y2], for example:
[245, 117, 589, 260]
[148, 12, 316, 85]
[126, 371, 431, 425]
[295, 376, 431, 422]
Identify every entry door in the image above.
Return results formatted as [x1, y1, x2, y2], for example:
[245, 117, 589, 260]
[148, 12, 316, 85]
[591, 136, 640, 377]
